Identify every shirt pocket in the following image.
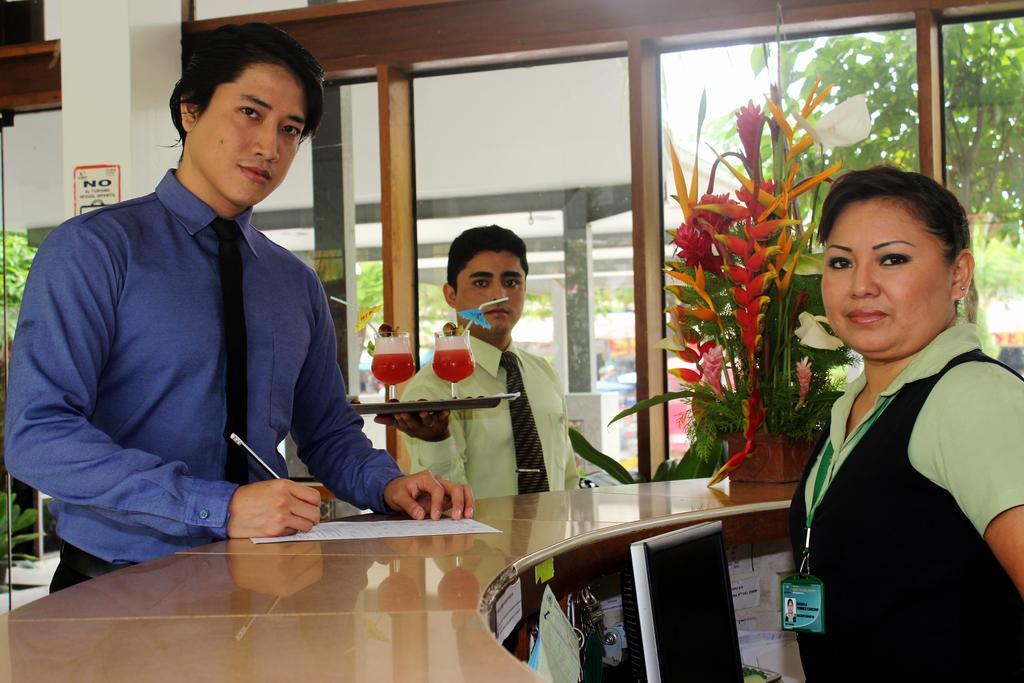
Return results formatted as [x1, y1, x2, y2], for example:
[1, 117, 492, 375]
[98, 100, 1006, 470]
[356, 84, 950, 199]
[545, 410, 570, 468]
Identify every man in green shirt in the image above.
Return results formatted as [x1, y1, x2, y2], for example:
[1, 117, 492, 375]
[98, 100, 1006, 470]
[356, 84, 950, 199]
[394, 225, 579, 498]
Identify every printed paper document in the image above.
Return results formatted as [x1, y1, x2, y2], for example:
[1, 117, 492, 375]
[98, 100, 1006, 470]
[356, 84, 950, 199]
[252, 518, 500, 543]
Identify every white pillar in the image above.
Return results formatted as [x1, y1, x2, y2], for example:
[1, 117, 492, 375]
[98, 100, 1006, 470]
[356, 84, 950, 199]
[549, 278, 569, 393]
[60, 0, 181, 219]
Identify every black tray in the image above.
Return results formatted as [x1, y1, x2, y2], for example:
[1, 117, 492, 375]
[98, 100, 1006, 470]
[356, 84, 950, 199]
[350, 392, 520, 415]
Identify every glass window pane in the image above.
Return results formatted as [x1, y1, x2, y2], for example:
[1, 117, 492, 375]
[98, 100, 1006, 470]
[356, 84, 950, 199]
[2, 110, 62, 601]
[255, 82, 385, 458]
[661, 29, 918, 458]
[194, 0, 307, 20]
[194, 0, 372, 19]
[943, 17, 1024, 371]
[413, 59, 636, 466]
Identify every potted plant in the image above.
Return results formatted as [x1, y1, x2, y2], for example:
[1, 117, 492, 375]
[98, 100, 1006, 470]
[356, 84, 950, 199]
[0, 232, 43, 587]
[576, 83, 868, 486]
[0, 492, 42, 589]
[568, 427, 714, 484]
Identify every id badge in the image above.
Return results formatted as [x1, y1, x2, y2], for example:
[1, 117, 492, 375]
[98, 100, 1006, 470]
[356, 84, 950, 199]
[780, 573, 825, 634]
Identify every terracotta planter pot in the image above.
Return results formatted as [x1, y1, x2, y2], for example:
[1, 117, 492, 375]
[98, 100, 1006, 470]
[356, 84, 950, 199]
[723, 432, 817, 483]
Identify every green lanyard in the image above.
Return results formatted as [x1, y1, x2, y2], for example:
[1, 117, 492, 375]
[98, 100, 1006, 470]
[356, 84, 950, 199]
[800, 395, 893, 572]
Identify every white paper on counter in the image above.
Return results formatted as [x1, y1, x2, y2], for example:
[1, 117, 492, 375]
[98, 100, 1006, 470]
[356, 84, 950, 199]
[251, 518, 500, 543]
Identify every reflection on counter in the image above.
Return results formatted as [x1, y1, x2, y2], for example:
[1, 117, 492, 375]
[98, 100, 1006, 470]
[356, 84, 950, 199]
[0, 480, 795, 682]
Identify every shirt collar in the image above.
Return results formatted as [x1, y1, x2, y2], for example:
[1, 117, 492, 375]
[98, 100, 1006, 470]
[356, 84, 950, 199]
[839, 323, 982, 402]
[469, 335, 520, 378]
[829, 323, 981, 449]
[878, 323, 982, 397]
[155, 170, 260, 258]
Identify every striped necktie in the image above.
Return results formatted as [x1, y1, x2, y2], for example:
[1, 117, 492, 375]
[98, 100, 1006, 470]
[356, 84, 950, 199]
[211, 218, 248, 485]
[500, 351, 550, 494]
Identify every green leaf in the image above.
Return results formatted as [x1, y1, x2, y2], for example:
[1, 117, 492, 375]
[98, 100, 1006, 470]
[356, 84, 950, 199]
[751, 44, 769, 76]
[651, 459, 675, 481]
[8, 533, 41, 547]
[568, 428, 636, 485]
[794, 252, 824, 275]
[697, 89, 708, 139]
[652, 447, 721, 481]
[13, 508, 37, 532]
[654, 457, 691, 481]
[0, 493, 43, 563]
[609, 390, 696, 425]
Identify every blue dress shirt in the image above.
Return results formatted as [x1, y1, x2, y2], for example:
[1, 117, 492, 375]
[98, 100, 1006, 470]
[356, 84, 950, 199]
[5, 171, 403, 563]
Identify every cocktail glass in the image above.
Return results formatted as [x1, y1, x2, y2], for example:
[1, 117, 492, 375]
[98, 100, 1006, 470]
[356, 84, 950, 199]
[433, 331, 475, 399]
[371, 331, 415, 401]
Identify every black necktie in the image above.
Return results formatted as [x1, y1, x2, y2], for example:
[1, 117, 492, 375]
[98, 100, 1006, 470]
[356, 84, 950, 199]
[500, 351, 550, 494]
[211, 218, 248, 485]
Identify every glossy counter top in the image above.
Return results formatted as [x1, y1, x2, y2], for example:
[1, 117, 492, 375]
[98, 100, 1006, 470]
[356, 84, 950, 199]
[0, 479, 796, 682]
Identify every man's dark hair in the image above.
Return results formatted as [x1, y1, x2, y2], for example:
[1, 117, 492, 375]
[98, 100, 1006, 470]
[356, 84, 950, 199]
[170, 23, 324, 143]
[818, 166, 970, 263]
[446, 225, 529, 289]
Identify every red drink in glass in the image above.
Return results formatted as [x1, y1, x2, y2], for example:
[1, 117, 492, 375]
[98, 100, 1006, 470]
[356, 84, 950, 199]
[433, 349, 475, 383]
[372, 332, 414, 400]
[434, 331, 476, 398]
[371, 353, 415, 385]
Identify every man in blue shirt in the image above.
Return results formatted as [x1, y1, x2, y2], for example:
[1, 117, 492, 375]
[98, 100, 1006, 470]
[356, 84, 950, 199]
[5, 23, 472, 592]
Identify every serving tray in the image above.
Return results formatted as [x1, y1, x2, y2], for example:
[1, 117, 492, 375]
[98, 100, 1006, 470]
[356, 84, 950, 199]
[350, 392, 520, 415]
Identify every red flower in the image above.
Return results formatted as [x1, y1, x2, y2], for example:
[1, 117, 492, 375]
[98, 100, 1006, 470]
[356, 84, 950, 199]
[691, 193, 741, 235]
[736, 180, 777, 216]
[674, 193, 746, 273]
[736, 101, 765, 165]
[673, 224, 723, 273]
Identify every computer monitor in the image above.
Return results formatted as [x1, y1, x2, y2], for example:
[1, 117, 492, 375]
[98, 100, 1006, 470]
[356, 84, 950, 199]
[620, 520, 743, 682]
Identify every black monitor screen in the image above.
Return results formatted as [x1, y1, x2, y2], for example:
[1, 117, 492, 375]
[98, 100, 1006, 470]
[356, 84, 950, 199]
[623, 521, 743, 682]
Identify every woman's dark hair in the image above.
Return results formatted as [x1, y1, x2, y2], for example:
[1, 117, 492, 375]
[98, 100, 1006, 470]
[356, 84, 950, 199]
[169, 23, 324, 143]
[818, 166, 970, 263]
[447, 225, 529, 289]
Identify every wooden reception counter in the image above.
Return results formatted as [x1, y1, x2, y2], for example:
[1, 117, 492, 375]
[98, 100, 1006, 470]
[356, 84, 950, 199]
[0, 479, 795, 681]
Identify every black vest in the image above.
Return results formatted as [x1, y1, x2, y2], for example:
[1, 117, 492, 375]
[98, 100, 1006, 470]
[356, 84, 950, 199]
[789, 351, 1024, 682]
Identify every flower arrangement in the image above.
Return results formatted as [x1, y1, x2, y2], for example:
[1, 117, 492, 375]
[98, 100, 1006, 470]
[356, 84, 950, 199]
[629, 81, 869, 486]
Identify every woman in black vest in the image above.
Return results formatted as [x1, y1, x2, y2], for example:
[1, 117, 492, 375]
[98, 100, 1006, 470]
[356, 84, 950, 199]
[788, 167, 1024, 681]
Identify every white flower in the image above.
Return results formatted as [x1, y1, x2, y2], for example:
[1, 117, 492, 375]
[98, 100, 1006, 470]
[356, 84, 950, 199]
[794, 311, 845, 351]
[795, 94, 871, 150]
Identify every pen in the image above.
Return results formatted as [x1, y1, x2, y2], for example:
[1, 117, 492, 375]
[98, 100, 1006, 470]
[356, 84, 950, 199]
[229, 433, 282, 480]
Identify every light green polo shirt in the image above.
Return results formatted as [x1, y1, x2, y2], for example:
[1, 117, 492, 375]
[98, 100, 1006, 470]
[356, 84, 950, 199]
[805, 324, 1024, 535]
[401, 335, 580, 498]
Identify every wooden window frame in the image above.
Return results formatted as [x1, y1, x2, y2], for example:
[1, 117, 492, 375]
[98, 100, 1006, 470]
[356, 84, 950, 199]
[2, 0, 1022, 476]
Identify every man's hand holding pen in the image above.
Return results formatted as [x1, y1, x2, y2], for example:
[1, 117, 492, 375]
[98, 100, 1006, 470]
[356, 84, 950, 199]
[227, 479, 322, 538]
[225, 433, 321, 539]
[225, 433, 475, 539]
